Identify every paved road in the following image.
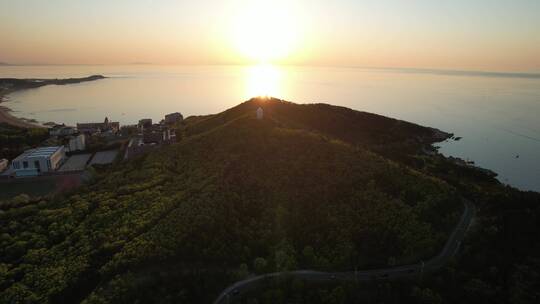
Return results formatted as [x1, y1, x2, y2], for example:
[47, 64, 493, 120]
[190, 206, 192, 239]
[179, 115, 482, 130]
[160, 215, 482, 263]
[214, 201, 475, 304]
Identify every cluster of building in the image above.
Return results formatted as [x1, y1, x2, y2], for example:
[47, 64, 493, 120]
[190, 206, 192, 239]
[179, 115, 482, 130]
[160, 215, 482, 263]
[0, 112, 183, 178]
[77, 117, 120, 135]
[49, 124, 86, 152]
[125, 113, 183, 159]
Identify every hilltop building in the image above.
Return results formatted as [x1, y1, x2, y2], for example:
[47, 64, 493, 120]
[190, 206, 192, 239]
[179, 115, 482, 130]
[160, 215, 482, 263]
[165, 112, 183, 124]
[11, 146, 66, 177]
[77, 117, 120, 134]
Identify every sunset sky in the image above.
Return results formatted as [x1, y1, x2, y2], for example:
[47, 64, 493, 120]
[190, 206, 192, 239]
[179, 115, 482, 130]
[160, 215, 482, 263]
[1, 0, 539, 71]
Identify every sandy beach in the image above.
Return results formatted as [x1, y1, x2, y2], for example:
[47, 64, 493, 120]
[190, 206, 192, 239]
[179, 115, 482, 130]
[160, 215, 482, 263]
[0, 94, 44, 128]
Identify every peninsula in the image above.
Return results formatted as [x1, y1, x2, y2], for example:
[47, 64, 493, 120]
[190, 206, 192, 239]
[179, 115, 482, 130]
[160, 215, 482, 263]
[0, 75, 106, 127]
[3, 98, 538, 304]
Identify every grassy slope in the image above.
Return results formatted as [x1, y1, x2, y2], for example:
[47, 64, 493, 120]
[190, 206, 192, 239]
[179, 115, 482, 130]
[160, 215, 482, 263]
[0, 99, 461, 303]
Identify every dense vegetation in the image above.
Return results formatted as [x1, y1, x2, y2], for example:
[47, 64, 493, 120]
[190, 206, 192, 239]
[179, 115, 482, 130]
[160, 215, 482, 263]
[0, 123, 48, 160]
[402, 156, 540, 304]
[0, 98, 464, 303]
[220, 101, 540, 304]
[240, 184, 540, 304]
[1, 98, 538, 303]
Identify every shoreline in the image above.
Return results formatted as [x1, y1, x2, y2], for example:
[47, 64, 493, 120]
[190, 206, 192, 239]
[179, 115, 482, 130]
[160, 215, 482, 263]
[0, 94, 45, 128]
[0, 75, 105, 129]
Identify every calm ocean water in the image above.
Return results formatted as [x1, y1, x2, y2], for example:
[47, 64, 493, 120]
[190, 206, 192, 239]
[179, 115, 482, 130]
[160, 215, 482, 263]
[1, 65, 539, 192]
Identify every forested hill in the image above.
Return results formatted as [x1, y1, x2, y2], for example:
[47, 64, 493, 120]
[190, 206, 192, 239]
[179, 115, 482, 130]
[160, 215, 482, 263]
[185, 98, 450, 146]
[0, 99, 465, 303]
[185, 98, 451, 166]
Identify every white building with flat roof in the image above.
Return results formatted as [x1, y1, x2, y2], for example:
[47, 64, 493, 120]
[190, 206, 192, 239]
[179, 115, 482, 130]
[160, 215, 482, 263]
[11, 146, 66, 177]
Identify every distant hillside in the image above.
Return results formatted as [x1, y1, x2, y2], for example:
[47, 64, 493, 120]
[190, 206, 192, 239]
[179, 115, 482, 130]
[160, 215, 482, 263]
[185, 98, 451, 166]
[186, 98, 448, 144]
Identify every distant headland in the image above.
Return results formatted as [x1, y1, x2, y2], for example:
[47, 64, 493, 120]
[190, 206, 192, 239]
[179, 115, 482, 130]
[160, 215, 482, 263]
[0, 75, 106, 95]
[0, 75, 106, 128]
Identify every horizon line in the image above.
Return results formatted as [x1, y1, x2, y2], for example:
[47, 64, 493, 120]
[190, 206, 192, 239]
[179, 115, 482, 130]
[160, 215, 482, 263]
[1, 62, 540, 80]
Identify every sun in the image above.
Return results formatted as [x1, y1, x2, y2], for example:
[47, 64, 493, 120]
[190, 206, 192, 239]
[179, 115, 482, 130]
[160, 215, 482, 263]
[231, 0, 301, 63]
[245, 63, 282, 98]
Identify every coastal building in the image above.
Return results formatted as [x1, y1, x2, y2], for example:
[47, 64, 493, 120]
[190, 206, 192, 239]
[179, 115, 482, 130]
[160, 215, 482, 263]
[0, 159, 8, 172]
[67, 134, 86, 152]
[77, 117, 120, 134]
[256, 107, 264, 120]
[138, 119, 152, 130]
[11, 146, 66, 177]
[143, 124, 174, 144]
[49, 124, 77, 137]
[164, 112, 183, 124]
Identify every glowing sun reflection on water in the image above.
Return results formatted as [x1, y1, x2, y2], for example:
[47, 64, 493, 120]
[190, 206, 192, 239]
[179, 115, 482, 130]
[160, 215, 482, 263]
[245, 64, 282, 99]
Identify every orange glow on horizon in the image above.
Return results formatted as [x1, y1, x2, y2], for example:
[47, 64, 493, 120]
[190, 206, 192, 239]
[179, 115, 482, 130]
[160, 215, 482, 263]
[0, 1, 538, 71]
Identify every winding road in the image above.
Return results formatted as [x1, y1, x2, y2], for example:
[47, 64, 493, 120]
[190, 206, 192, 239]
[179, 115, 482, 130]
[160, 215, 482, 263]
[214, 201, 475, 304]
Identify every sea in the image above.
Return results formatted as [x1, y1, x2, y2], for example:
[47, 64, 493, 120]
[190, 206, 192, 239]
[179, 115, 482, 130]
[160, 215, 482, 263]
[1, 64, 539, 192]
